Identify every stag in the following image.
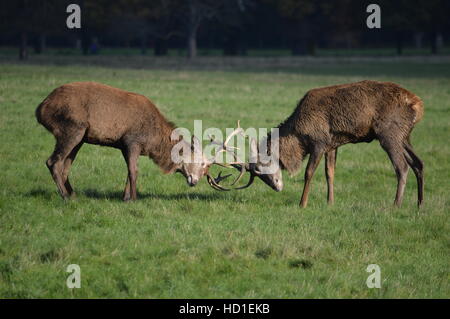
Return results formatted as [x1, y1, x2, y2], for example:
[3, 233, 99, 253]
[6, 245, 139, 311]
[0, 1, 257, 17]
[214, 80, 424, 208]
[36, 81, 238, 200]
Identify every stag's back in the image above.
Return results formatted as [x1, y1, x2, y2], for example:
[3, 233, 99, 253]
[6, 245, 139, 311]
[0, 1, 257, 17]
[283, 80, 423, 146]
[36, 82, 171, 146]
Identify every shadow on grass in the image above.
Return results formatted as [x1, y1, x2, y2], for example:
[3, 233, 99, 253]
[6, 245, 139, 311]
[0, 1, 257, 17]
[25, 189, 54, 200]
[25, 188, 228, 202]
[83, 189, 228, 201]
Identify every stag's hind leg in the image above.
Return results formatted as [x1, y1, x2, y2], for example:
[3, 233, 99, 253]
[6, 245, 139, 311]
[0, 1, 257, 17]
[62, 142, 84, 197]
[379, 139, 409, 207]
[403, 141, 424, 207]
[325, 148, 337, 205]
[46, 126, 86, 199]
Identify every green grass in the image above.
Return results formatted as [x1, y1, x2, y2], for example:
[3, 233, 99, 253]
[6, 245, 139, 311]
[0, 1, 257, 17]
[0, 55, 449, 298]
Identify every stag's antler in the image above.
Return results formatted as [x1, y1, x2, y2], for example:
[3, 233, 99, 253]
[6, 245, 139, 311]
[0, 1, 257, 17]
[207, 121, 248, 191]
[208, 121, 243, 163]
[230, 163, 254, 188]
[206, 171, 232, 191]
[229, 137, 262, 189]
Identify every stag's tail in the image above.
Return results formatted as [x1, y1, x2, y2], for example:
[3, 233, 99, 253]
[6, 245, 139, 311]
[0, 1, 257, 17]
[35, 101, 45, 125]
[35, 95, 55, 133]
[409, 95, 424, 124]
[35, 99, 49, 127]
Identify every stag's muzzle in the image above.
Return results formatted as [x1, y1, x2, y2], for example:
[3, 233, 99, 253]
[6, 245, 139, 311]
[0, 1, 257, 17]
[187, 175, 198, 187]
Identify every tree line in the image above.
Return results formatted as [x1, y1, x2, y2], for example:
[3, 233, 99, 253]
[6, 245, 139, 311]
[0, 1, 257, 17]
[1, 0, 449, 60]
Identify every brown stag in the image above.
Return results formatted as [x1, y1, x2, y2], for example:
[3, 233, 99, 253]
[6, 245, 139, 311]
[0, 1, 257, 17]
[36, 82, 237, 201]
[215, 80, 424, 208]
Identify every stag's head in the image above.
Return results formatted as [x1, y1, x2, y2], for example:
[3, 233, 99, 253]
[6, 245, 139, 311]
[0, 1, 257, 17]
[245, 138, 283, 192]
[175, 136, 210, 187]
[174, 129, 242, 189]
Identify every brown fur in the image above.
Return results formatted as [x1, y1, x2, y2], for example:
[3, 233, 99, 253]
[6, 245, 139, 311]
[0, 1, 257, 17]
[36, 82, 185, 200]
[271, 80, 424, 207]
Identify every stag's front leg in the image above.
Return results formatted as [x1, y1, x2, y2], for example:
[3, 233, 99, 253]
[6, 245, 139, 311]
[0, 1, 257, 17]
[300, 149, 324, 208]
[325, 148, 337, 205]
[121, 149, 131, 201]
[122, 176, 131, 201]
[122, 146, 140, 201]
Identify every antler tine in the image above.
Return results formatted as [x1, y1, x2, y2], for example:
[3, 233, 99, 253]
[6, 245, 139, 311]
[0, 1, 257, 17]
[207, 173, 232, 191]
[209, 121, 244, 165]
[234, 173, 256, 190]
[224, 130, 241, 146]
[207, 122, 242, 147]
[224, 121, 244, 146]
[230, 163, 247, 186]
[215, 171, 232, 183]
[223, 122, 245, 161]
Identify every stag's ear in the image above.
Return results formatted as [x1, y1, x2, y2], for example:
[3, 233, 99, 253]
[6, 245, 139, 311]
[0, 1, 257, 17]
[191, 135, 200, 152]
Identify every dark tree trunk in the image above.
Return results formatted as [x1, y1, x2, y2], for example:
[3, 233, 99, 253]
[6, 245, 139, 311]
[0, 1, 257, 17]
[187, 29, 197, 59]
[140, 37, 147, 55]
[222, 28, 247, 56]
[19, 32, 28, 60]
[81, 32, 90, 55]
[430, 30, 438, 55]
[291, 38, 308, 56]
[154, 38, 168, 56]
[79, 0, 89, 55]
[34, 39, 41, 54]
[291, 38, 302, 56]
[306, 38, 316, 56]
[291, 42, 303, 56]
[34, 34, 46, 54]
[396, 32, 404, 55]
[223, 33, 239, 56]
[40, 34, 46, 53]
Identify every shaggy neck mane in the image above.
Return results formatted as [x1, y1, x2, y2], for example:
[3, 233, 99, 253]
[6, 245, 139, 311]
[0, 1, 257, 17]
[267, 112, 306, 176]
[148, 119, 179, 174]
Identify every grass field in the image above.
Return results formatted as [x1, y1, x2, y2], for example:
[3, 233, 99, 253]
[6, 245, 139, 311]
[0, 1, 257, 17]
[0, 55, 449, 298]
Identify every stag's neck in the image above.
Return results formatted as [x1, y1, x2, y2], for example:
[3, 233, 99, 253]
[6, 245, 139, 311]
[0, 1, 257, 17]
[268, 123, 306, 175]
[146, 121, 180, 174]
[278, 133, 306, 175]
